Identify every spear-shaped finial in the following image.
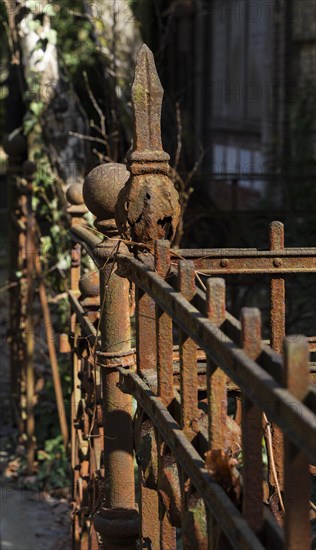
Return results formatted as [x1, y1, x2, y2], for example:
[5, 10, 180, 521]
[116, 45, 180, 245]
[129, 44, 169, 162]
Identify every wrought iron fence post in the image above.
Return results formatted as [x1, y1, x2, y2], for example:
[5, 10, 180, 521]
[83, 163, 138, 549]
[114, 44, 180, 549]
[66, 182, 88, 548]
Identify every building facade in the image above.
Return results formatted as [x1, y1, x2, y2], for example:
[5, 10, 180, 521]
[152, 0, 316, 209]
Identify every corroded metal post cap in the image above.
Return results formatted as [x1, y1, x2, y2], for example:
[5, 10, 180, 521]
[83, 163, 130, 232]
[66, 182, 84, 205]
[115, 45, 180, 244]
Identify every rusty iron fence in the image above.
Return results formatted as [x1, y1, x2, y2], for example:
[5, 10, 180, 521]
[64, 46, 316, 549]
[5, 45, 316, 549]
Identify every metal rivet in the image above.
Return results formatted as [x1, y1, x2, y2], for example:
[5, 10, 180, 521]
[273, 258, 282, 268]
[220, 259, 229, 268]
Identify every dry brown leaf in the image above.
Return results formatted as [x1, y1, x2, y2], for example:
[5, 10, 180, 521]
[205, 449, 241, 505]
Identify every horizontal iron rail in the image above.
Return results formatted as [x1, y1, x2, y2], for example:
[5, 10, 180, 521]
[68, 258, 316, 415]
[118, 367, 267, 550]
[70, 224, 316, 275]
[68, 291, 98, 347]
[70, 224, 103, 261]
[176, 248, 316, 257]
[173, 248, 316, 274]
[117, 254, 316, 463]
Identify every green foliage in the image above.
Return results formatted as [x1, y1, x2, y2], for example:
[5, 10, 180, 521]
[31, 352, 71, 490]
[21, 435, 70, 491]
[51, 1, 97, 76]
[37, 435, 69, 490]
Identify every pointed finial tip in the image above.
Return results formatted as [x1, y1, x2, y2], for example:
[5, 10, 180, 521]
[138, 43, 152, 55]
[136, 44, 155, 67]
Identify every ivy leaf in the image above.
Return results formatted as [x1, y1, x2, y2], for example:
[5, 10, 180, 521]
[56, 254, 70, 271]
[46, 29, 57, 45]
[25, 0, 39, 11]
[30, 101, 44, 116]
[23, 117, 36, 135]
[32, 196, 39, 210]
[43, 4, 56, 17]
[27, 19, 40, 32]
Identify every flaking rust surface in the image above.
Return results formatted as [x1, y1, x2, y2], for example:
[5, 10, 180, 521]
[116, 45, 180, 244]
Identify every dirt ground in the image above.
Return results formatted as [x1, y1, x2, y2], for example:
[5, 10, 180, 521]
[0, 267, 71, 550]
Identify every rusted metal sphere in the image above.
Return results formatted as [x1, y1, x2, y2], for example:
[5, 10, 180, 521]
[66, 182, 84, 205]
[79, 270, 99, 298]
[115, 173, 180, 243]
[83, 163, 129, 220]
[22, 160, 36, 178]
[2, 133, 27, 157]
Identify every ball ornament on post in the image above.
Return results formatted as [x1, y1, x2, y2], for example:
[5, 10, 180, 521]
[66, 182, 84, 206]
[83, 163, 129, 235]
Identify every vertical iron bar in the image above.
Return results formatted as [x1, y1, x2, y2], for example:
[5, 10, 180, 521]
[155, 240, 174, 407]
[240, 308, 263, 534]
[269, 221, 285, 493]
[70, 240, 82, 548]
[97, 254, 138, 548]
[154, 239, 176, 548]
[99, 265, 134, 508]
[206, 278, 227, 450]
[178, 260, 198, 439]
[270, 221, 285, 353]
[205, 278, 227, 549]
[283, 336, 311, 549]
[136, 290, 157, 373]
[135, 282, 161, 548]
[178, 260, 199, 548]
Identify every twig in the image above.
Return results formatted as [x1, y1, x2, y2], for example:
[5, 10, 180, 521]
[310, 500, 316, 513]
[92, 148, 112, 164]
[0, 281, 18, 293]
[195, 271, 206, 291]
[174, 101, 182, 172]
[68, 131, 109, 147]
[263, 413, 285, 513]
[184, 148, 204, 188]
[83, 71, 106, 137]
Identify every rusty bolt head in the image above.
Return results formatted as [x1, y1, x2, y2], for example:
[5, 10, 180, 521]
[220, 259, 229, 268]
[66, 182, 84, 205]
[83, 163, 130, 220]
[273, 258, 283, 268]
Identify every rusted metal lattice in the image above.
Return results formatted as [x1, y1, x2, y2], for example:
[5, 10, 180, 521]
[64, 46, 316, 549]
